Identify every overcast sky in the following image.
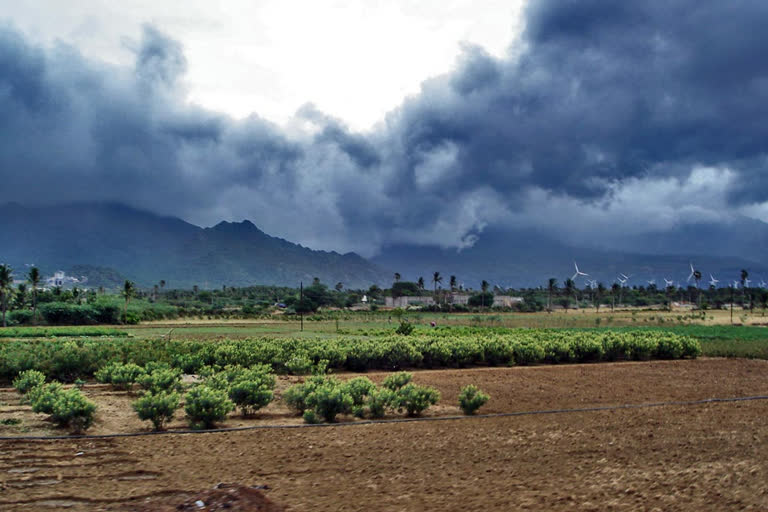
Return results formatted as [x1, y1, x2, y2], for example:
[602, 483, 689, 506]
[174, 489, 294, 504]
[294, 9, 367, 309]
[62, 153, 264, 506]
[2, 1, 768, 256]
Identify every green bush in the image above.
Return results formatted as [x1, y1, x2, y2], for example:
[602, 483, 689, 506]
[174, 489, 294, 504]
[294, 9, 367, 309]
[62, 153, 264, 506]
[304, 380, 353, 423]
[366, 387, 395, 419]
[382, 371, 413, 391]
[228, 380, 274, 416]
[50, 388, 96, 433]
[184, 386, 234, 429]
[391, 383, 440, 417]
[133, 391, 180, 430]
[13, 369, 46, 394]
[137, 368, 183, 393]
[285, 353, 314, 375]
[458, 384, 490, 415]
[28, 382, 64, 414]
[344, 376, 376, 406]
[302, 409, 321, 424]
[395, 321, 414, 335]
[283, 376, 326, 414]
[95, 362, 146, 390]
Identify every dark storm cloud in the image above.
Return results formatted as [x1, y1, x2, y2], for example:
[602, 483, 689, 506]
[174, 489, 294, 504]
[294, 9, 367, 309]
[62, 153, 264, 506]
[2, 1, 768, 254]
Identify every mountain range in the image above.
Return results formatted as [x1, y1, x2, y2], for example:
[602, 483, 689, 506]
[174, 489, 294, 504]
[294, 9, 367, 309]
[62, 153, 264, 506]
[2, 202, 768, 290]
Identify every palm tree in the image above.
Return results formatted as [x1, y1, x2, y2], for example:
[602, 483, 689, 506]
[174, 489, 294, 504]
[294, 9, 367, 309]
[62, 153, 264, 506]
[481, 280, 490, 308]
[122, 280, 135, 324]
[547, 278, 558, 312]
[595, 283, 606, 312]
[0, 264, 13, 328]
[432, 271, 442, 304]
[693, 270, 702, 306]
[15, 283, 27, 309]
[417, 277, 425, 290]
[335, 282, 343, 292]
[393, 273, 401, 283]
[611, 282, 620, 311]
[741, 269, 749, 309]
[450, 275, 457, 292]
[563, 278, 575, 313]
[27, 267, 40, 325]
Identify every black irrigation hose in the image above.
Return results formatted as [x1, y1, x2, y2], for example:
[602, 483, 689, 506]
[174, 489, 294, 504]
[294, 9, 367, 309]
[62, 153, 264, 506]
[2, 394, 768, 442]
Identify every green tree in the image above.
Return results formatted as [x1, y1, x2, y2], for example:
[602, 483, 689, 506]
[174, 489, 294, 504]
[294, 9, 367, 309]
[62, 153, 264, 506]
[335, 282, 343, 292]
[417, 276, 425, 290]
[27, 266, 41, 325]
[450, 275, 457, 291]
[122, 280, 135, 324]
[741, 269, 749, 308]
[481, 280, 490, 308]
[14, 283, 27, 309]
[563, 278, 575, 313]
[595, 282, 606, 312]
[547, 278, 558, 312]
[0, 264, 13, 327]
[431, 271, 443, 303]
[393, 272, 401, 283]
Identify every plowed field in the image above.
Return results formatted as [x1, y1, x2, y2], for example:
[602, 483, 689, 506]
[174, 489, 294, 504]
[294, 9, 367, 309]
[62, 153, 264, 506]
[1, 358, 767, 511]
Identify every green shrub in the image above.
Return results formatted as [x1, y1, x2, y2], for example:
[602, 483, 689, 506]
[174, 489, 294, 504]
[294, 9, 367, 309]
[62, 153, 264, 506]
[95, 362, 146, 390]
[285, 353, 314, 375]
[458, 384, 490, 415]
[395, 321, 414, 335]
[382, 371, 413, 391]
[137, 368, 183, 393]
[344, 376, 376, 406]
[28, 382, 64, 415]
[302, 409, 321, 424]
[13, 370, 46, 394]
[50, 389, 96, 433]
[366, 387, 395, 419]
[391, 383, 440, 417]
[283, 375, 326, 414]
[184, 386, 234, 429]
[304, 380, 353, 423]
[228, 380, 274, 416]
[133, 391, 180, 430]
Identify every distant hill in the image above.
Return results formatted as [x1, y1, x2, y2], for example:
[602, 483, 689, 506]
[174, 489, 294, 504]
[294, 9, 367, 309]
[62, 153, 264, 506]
[372, 227, 768, 290]
[0, 202, 387, 289]
[3, 202, 767, 291]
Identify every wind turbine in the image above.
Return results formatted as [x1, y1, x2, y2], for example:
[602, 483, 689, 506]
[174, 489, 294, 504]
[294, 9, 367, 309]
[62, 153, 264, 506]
[647, 278, 656, 287]
[745, 278, 752, 288]
[572, 262, 589, 282]
[760, 279, 767, 289]
[709, 274, 719, 287]
[664, 278, 674, 288]
[687, 263, 696, 283]
[617, 275, 628, 286]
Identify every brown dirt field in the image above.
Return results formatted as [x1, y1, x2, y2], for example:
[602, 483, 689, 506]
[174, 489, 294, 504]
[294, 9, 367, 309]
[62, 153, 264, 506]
[1, 358, 767, 511]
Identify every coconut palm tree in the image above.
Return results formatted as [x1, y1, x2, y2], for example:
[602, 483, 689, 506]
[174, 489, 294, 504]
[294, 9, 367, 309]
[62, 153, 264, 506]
[122, 280, 135, 324]
[393, 273, 401, 283]
[450, 275, 457, 292]
[0, 264, 13, 328]
[15, 283, 27, 309]
[481, 280, 490, 308]
[595, 282, 606, 312]
[563, 278, 575, 313]
[547, 278, 558, 312]
[417, 277, 425, 290]
[27, 267, 41, 325]
[693, 270, 702, 306]
[741, 269, 749, 309]
[432, 271, 442, 303]
[611, 282, 620, 311]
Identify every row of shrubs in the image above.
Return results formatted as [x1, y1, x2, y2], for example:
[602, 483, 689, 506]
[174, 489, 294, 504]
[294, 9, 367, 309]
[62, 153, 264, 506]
[12, 365, 490, 433]
[0, 329, 700, 382]
[6, 299, 179, 326]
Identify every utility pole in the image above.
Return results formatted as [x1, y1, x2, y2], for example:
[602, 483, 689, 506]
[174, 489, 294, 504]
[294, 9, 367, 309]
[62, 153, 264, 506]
[300, 281, 304, 332]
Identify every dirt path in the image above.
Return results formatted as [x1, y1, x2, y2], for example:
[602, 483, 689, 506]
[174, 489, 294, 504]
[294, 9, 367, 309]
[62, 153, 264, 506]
[1, 359, 767, 511]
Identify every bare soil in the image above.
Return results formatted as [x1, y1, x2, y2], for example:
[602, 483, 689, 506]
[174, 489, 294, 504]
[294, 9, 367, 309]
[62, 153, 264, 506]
[1, 358, 767, 511]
